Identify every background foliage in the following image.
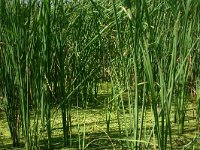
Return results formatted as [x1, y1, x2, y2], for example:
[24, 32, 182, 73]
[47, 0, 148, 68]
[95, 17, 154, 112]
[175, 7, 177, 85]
[0, 0, 199, 149]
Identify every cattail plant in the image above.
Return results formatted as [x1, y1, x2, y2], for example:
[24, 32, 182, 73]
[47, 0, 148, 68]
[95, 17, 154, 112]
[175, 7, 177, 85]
[0, 0, 199, 149]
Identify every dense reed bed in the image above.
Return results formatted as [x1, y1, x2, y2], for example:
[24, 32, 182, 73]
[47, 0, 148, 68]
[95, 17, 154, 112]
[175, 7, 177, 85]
[0, 0, 199, 149]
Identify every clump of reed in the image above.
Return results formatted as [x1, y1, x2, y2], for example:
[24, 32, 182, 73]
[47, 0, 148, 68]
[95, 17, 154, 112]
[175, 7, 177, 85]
[0, 0, 199, 149]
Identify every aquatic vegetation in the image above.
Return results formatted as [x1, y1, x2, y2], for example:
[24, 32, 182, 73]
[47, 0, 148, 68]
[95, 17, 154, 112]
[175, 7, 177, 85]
[0, 0, 199, 149]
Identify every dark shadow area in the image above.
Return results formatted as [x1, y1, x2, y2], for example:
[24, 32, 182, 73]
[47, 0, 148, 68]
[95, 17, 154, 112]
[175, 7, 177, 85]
[37, 130, 126, 150]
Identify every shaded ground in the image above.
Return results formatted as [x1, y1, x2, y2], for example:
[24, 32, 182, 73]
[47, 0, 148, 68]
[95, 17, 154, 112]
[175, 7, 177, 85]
[0, 105, 200, 149]
[0, 84, 199, 149]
